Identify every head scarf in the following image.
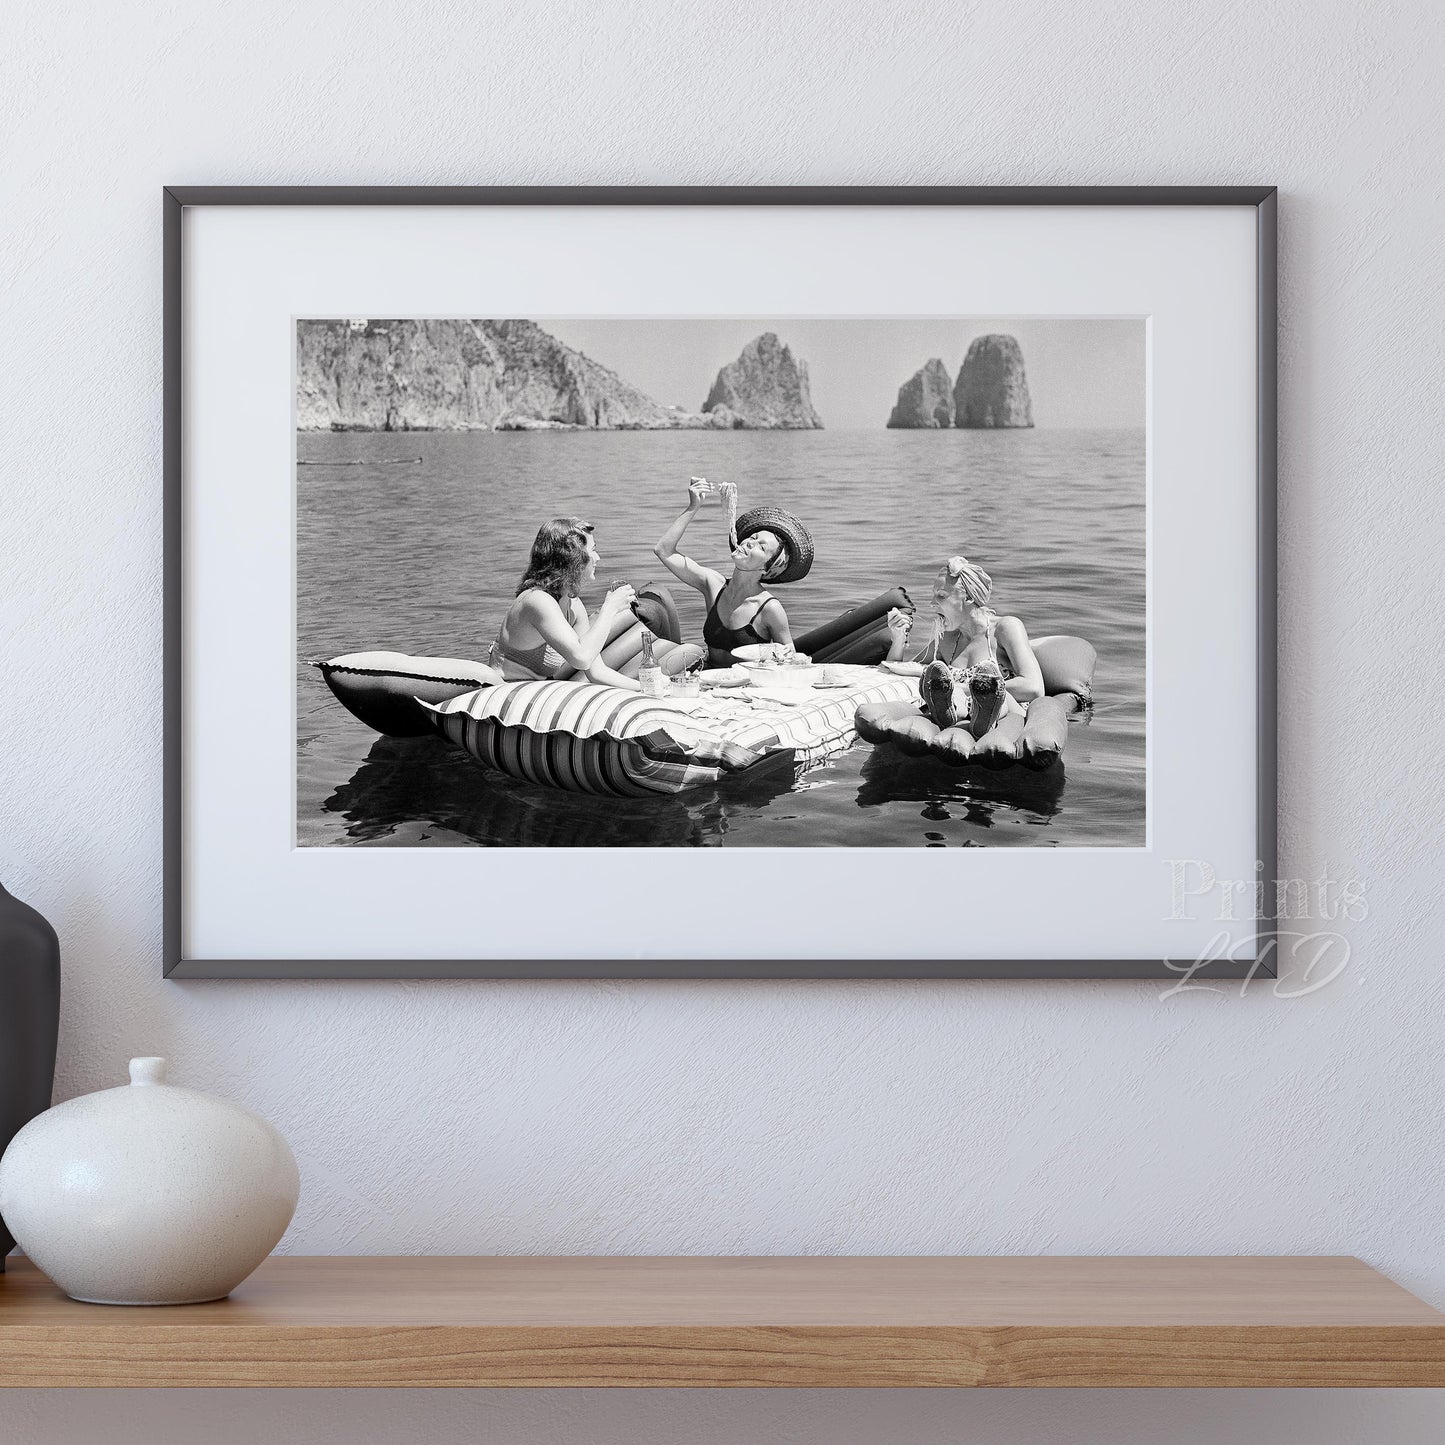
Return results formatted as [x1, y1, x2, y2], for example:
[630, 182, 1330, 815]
[943, 555, 992, 608]
[759, 531, 791, 583]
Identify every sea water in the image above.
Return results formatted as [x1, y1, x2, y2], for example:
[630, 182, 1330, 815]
[296, 427, 1145, 848]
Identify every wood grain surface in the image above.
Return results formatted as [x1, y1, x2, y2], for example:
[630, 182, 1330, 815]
[2, 1255, 1443, 1388]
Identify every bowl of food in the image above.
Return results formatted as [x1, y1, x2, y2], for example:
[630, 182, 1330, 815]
[741, 658, 816, 691]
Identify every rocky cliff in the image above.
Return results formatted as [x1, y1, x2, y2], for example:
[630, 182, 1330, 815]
[702, 333, 823, 429]
[886, 358, 955, 428]
[295, 319, 733, 431]
[953, 334, 1034, 428]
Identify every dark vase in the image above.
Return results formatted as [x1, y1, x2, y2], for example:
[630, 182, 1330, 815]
[0, 883, 61, 1268]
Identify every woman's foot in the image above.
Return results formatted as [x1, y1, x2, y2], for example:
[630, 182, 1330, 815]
[920, 660, 961, 729]
[963, 664, 1007, 739]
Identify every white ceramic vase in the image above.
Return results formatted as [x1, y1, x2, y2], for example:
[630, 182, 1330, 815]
[0, 1057, 299, 1305]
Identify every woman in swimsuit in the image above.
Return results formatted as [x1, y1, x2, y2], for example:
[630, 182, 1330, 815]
[491, 517, 642, 689]
[883, 555, 1044, 734]
[653, 480, 799, 666]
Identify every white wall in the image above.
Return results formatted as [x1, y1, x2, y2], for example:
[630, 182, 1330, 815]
[5, 0, 1444, 1439]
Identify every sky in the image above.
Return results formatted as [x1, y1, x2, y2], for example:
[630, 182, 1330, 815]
[541, 317, 1145, 430]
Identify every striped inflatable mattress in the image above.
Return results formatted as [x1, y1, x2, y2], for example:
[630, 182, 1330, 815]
[424, 668, 916, 797]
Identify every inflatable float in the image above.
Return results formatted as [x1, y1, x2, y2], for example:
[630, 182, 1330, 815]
[313, 585, 689, 738]
[854, 635, 1096, 771]
[424, 666, 915, 798]
[311, 652, 500, 739]
[794, 586, 911, 664]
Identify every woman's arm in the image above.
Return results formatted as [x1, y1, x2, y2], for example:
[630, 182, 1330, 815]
[997, 616, 1045, 703]
[580, 657, 641, 691]
[654, 482, 726, 597]
[562, 595, 642, 690]
[883, 624, 943, 674]
[570, 596, 604, 644]
[520, 587, 635, 673]
[757, 599, 796, 653]
[884, 606, 913, 662]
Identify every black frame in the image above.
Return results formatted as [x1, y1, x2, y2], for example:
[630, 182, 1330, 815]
[163, 185, 1278, 981]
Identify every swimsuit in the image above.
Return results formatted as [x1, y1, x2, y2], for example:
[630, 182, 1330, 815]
[923, 619, 1015, 680]
[703, 591, 773, 664]
[492, 591, 587, 680]
[492, 633, 569, 680]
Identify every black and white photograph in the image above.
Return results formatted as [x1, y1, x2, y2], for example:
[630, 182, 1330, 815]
[298, 316, 1146, 850]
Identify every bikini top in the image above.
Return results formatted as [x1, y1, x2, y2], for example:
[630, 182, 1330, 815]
[703, 591, 773, 657]
[492, 633, 569, 679]
[924, 617, 1015, 680]
[491, 590, 585, 680]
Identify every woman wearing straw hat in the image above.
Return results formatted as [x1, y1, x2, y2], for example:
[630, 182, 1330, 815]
[883, 554, 1045, 734]
[653, 479, 815, 666]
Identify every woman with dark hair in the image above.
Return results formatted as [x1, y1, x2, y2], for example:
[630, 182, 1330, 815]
[653, 479, 814, 666]
[490, 517, 642, 689]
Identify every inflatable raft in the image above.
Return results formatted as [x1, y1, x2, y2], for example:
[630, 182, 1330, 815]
[854, 635, 1097, 771]
[424, 667, 916, 797]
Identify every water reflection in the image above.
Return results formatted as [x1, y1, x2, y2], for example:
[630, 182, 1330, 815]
[322, 736, 801, 848]
[854, 748, 1067, 825]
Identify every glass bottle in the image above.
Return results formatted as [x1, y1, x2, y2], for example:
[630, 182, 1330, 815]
[638, 630, 667, 697]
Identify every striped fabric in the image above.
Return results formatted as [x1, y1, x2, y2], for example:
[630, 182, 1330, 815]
[424, 672, 914, 797]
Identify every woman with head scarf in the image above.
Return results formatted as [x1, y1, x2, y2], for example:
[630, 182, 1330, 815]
[653, 479, 814, 666]
[883, 554, 1045, 735]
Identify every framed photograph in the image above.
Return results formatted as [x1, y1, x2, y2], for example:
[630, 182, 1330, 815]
[165, 186, 1276, 979]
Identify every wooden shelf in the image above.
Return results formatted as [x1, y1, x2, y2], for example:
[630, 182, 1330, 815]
[2, 1255, 1444, 1388]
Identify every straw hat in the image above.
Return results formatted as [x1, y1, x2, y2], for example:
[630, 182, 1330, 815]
[732, 506, 815, 585]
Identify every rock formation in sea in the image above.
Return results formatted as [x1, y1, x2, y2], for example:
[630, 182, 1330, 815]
[953, 334, 1034, 428]
[702, 333, 823, 429]
[886, 358, 955, 428]
[295, 319, 734, 431]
